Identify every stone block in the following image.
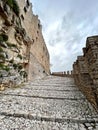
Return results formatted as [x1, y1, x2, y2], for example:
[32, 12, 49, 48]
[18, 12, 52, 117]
[73, 36, 98, 110]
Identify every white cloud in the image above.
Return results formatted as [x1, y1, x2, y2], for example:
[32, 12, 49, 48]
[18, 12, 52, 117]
[31, 0, 98, 72]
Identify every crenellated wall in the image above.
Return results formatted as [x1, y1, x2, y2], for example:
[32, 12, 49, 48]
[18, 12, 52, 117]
[73, 36, 98, 111]
[51, 71, 73, 77]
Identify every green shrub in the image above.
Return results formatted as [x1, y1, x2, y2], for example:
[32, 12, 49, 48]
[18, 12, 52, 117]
[4, 66, 10, 72]
[6, 0, 13, 8]
[6, 42, 17, 48]
[0, 64, 10, 71]
[10, 44, 17, 48]
[0, 53, 5, 60]
[0, 36, 3, 42]
[0, 63, 4, 70]
[1, 34, 8, 41]
[6, 0, 20, 16]
[0, 47, 3, 52]
[6, 42, 12, 47]
[13, 0, 20, 16]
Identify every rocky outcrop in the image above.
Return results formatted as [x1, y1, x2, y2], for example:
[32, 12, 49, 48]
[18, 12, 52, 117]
[0, 0, 50, 89]
[73, 36, 98, 111]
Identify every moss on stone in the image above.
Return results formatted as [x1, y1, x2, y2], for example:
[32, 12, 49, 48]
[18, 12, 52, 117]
[0, 36, 3, 42]
[6, 42, 17, 48]
[6, 0, 13, 8]
[0, 47, 3, 52]
[0, 53, 5, 60]
[0, 63, 10, 72]
[0, 63, 4, 69]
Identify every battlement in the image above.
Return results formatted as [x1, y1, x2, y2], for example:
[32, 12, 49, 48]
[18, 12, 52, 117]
[73, 36, 98, 111]
[51, 71, 73, 77]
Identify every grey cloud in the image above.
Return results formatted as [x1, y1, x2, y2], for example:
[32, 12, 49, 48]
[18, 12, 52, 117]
[32, 0, 98, 72]
[46, 11, 98, 72]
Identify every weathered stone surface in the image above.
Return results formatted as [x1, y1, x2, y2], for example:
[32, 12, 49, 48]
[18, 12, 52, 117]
[0, 0, 50, 87]
[0, 76, 98, 129]
[73, 36, 98, 111]
[16, 0, 50, 80]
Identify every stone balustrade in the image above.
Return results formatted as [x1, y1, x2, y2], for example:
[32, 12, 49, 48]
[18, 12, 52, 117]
[73, 36, 98, 111]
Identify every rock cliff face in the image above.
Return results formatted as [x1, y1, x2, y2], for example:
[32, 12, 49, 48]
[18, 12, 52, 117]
[73, 36, 98, 111]
[0, 0, 50, 89]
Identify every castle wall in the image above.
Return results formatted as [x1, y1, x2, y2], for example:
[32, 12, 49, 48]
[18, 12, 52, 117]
[0, 0, 50, 89]
[17, 0, 50, 80]
[73, 36, 98, 111]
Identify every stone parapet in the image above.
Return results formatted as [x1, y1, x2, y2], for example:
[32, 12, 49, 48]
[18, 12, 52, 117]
[85, 36, 98, 85]
[73, 36, 98, 111]
[51, 71, 73, 77]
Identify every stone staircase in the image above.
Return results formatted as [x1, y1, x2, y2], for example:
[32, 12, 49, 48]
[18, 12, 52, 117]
[0, 76, 98, 130]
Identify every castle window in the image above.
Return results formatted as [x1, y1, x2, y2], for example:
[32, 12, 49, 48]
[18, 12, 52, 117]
[24, 7, 27, 13]
[38, 23, 40, 29]
[32, 39, 34, 43]
[4, 4, 7, 12]
[26, 0, 30, 8]
[43, 70, 45, 73]
[43, 46, 45, 51]
[21, 14, 24, 20]
[37, 31, 39, 35]
[11, 15, 15, 23]
[36, 37, 38, 41]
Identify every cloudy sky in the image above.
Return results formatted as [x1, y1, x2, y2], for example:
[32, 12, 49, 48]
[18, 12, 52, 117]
[31, 0, 98, 72]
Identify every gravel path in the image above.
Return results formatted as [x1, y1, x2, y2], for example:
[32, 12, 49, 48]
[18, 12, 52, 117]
[0, 76, 98, 130]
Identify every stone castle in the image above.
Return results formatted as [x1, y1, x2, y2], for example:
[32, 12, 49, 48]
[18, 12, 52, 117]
[0, 0, 50, 87]
[0, 0, 98, 111]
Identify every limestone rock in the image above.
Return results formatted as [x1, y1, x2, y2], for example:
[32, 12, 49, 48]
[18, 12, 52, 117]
[0, 84, 5, 91]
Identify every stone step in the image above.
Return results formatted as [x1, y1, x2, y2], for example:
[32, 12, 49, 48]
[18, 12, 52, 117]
[0, 95, 97, 120]
[0, 76, 98, 130]
[0, 89, 84, 99]
[0, 111, 98, 123]
[0, 115, 97, 130]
